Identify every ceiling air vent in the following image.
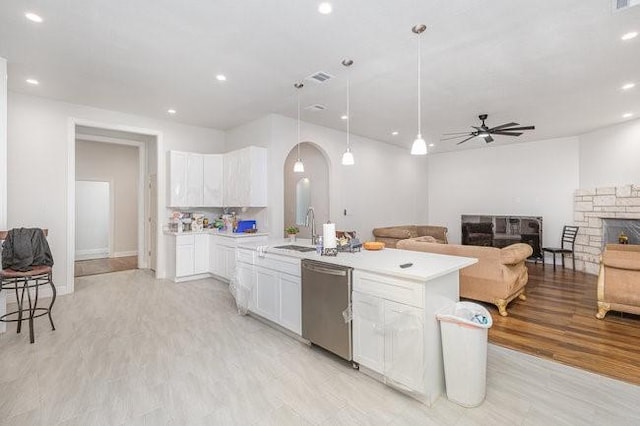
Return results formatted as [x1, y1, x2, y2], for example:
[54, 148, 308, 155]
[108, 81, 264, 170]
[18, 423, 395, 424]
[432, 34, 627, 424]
[306, 71, 334, 84]
[613, 0, 640, 12]
[304, 104, 327, 112]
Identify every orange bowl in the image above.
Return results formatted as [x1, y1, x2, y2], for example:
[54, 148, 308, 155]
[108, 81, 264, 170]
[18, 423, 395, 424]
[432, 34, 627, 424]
[364, 241, 385, 251]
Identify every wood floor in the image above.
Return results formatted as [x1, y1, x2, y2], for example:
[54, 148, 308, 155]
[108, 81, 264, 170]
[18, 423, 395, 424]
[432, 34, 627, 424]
[74, 256, 138, 277]
[483, 263, 640, 385]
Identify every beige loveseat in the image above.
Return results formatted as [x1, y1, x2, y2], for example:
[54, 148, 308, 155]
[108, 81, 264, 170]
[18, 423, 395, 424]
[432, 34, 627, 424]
[372, 225, 448, 248]
[397, 237, 533, 316]
[596, 244, 640, 319]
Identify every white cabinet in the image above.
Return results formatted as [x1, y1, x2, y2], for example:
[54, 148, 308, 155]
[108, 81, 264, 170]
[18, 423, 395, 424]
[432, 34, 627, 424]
[168, 151, 188, 207]
[169, 147, 266, 208]
[175, 235, 195, 277]
[254, 265, 280, 323]
[203, 154, 223, 206]
[223, 146, 267, 207]
[194, 234, 209, 274]
[279, 274, 302, 335]
[352, 291, 385, 374]
[186, 154, 204, 207]
[352, 271, 426, 394]
[383, 301, 424, 391]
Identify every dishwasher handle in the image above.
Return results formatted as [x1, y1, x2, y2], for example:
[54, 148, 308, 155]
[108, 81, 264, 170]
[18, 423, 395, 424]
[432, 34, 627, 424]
[302, 262, 349, 277]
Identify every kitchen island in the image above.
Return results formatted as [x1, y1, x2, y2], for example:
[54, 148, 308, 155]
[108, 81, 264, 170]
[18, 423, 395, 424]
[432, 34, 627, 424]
[235, 239, 477, 406]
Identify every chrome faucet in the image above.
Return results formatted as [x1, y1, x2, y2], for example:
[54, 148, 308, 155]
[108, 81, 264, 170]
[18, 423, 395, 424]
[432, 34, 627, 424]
[305, 207, 319, 245]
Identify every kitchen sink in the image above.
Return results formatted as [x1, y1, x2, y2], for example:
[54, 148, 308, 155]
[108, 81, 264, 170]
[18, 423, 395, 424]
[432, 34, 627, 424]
[273, 245, 316, 252]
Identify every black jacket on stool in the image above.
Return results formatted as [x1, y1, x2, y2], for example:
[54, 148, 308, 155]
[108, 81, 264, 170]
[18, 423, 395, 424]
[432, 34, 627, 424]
[2, 228, 54, 271]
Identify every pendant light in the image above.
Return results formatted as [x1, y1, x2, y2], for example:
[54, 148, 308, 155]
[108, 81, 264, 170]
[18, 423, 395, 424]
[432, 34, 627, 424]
[293, 82, 305, 173]
[411, 24, 428, 156]
[341, 59, 355, 166]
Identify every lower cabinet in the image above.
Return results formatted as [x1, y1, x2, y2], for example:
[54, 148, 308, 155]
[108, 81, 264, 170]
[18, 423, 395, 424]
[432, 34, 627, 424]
[176, 242, 195, 277]
[240, 254, 301, 335]
[194, 234, 209, 274]
[352, 290, 425, 393]
[279, 274, 302, 335]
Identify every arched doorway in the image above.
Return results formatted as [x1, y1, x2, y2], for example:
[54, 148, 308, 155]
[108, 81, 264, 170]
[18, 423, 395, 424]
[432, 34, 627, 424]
[283, 142, 330, 239]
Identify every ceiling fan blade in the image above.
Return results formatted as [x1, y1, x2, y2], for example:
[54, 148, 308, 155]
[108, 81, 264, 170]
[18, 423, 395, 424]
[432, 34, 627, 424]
[456, 135, 477, 145]
[440, 134, 472, 141]
[442, 132, 473, 136]
[492, 131, 523, 136]
[484, 135, 494, 143]
[488, 122, 519, 131]
[493, 125, 535, 131]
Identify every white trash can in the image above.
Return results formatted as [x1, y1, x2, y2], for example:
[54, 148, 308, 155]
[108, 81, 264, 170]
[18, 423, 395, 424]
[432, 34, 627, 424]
[436, 301, 493, 407]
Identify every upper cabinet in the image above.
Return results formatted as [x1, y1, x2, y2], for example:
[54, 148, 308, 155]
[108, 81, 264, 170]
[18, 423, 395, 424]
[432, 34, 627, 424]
[167, 146, 266, 208]
[223, 146, 267, 208]
[203, 154, 223, 206]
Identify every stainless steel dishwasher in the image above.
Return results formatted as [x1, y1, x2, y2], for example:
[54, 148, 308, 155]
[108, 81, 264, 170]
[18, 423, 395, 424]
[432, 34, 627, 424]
[301, 259, 353, 361]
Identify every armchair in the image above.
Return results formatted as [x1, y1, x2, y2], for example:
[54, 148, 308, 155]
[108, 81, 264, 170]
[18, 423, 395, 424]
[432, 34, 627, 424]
[596, 244, 640, 319]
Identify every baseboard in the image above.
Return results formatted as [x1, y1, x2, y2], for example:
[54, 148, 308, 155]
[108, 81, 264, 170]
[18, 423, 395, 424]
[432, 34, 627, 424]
[75, 248, 109, 261]
[112, 250, 138, 258]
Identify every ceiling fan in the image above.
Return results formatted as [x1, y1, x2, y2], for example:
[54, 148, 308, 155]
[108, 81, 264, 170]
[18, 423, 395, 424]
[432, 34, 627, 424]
[442, 114, 535, 145]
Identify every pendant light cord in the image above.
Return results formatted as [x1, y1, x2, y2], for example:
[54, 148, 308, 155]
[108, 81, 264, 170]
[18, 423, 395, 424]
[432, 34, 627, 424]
[347, 70, 351, 149]
[297, 87, 301, 158]
[417, 31, 421, 137]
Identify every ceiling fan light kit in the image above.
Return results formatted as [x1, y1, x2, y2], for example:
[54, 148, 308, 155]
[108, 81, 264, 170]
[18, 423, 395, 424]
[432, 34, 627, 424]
[442, 113, 536, 145]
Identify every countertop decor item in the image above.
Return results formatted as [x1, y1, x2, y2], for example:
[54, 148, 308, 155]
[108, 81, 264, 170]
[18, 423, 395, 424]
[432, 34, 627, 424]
[286, 226, 299, 242]
[364, 241, 385, 251]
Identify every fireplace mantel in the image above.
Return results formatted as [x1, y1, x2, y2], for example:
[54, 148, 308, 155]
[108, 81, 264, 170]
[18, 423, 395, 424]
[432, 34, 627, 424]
[573, 184, 640, 274]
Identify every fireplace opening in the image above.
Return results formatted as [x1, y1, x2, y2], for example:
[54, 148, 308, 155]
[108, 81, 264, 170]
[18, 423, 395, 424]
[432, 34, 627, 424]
[602, 218, 640, 246]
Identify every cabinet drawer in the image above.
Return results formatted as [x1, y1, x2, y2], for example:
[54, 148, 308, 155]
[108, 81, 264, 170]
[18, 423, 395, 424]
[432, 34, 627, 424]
[255, 253, 300, 277]
[353, 271, 424, 308]
[176, 235, 195, 246]
[237, 249, 254, 265]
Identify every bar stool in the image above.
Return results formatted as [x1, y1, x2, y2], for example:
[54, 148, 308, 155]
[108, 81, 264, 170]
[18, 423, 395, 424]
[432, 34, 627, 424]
[0, 230, 56, 343]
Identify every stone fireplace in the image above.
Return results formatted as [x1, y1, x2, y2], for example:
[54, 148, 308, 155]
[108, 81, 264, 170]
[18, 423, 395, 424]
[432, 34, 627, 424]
[573, 184, 640, 274]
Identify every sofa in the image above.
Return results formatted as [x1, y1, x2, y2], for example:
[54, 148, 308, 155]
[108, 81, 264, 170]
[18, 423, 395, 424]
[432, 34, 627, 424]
[596, 244, 640, 319]
[397, 237, 533, 316]
[372, 225, 448, 248]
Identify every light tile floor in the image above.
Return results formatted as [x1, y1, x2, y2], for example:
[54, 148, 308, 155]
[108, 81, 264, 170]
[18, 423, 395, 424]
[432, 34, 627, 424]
[1, 269, 639, 425]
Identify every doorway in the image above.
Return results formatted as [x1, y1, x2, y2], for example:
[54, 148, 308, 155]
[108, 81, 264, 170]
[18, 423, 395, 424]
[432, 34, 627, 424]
[72, 124, 157, 278]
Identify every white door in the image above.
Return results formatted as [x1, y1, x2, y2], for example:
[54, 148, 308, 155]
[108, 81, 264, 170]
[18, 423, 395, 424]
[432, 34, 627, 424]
[352, 291, 385, 374]
[169, 151, 187, 207]
[149, 174, 157, 271]
[383, 300, 424, 392]
[254, 266, 279, 322]
[186, 153, 204, 206]
[75, 180, 110, 260]
[203, 154, 223, 206]
[279, 274, 301, 334]
[194, 234, 209, 274]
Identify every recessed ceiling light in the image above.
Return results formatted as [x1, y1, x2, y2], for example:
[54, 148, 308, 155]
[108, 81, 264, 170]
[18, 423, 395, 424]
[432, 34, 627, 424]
[621, 82, 636, 90]
[428, 143, 435, 147]
[26, 78, 39, 85]
[391, 131, 399, 136]
[216, 74, 227, 81]
[340, 115, 348, 120]
[25, 12, 43, 23]
[318, 2, 333, 14]
[622, 112, 634, 118]
[167, 109, 177, 114]
[621, 31, 638, 41]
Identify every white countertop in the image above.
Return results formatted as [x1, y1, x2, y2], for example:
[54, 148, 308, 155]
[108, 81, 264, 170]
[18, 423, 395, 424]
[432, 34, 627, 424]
[163, 229, 269, 238]
[238, 239, 477, 282]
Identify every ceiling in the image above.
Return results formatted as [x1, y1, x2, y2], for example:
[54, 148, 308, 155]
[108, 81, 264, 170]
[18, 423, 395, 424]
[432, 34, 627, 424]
[1, 0, 639, 153]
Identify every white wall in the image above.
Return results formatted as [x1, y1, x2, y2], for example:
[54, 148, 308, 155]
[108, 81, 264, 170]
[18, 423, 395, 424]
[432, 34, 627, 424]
[428, 137, 580, 246]
[578, 118, 640, 189]
[76, 140, 139, 256]
[226, 114, 429, 240]
[7, 92, 225, 293]
[0, 57, 6, 230]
